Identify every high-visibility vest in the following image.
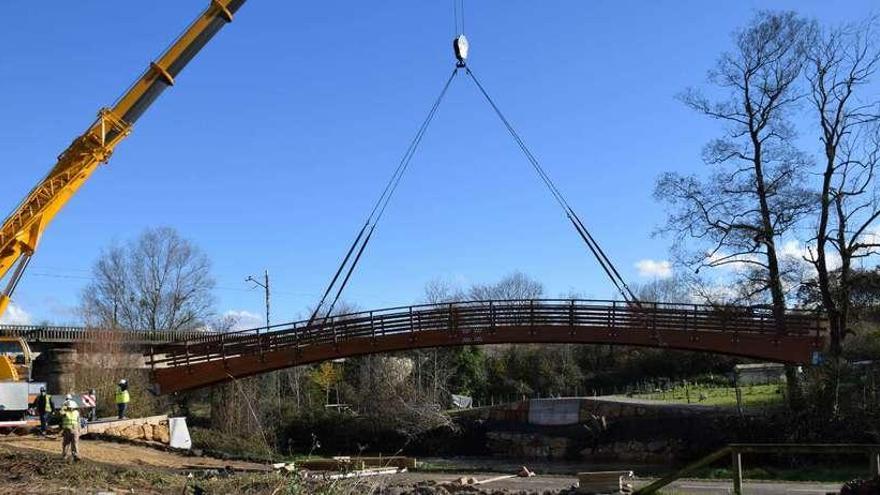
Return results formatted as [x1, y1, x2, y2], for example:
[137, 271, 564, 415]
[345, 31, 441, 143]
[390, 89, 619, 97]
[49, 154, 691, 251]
[115, 389, 130, 404]
[61, 409, 79, 430]
[36, 393, 50, 413]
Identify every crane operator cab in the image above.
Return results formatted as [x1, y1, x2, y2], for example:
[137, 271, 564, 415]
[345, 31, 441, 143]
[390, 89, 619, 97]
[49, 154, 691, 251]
[0, 337, 32, 382]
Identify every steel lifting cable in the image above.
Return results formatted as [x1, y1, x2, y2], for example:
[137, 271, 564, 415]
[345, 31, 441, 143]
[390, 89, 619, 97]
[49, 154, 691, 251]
[308, 68, 460, 324]
[453, 0, 466, 36]
[464, 67, 639, 305]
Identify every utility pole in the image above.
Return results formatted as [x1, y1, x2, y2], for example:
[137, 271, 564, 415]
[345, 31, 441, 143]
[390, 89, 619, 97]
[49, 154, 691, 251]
[246, 270, 270, 332]
[246, 269, 279, 408]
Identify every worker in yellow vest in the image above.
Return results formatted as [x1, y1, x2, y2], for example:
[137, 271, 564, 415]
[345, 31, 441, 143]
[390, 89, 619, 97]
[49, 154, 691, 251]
[115, 379, 130, 419]
[60, 394, 80, 462]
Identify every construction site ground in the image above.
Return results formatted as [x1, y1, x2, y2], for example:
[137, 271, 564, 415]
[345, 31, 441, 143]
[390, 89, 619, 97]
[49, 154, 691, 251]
[0, 434, 848, 494]
[0, 434, 265, 471]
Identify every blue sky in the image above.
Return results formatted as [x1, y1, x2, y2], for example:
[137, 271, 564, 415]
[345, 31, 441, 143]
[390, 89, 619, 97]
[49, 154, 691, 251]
[0, 1, 876, 326]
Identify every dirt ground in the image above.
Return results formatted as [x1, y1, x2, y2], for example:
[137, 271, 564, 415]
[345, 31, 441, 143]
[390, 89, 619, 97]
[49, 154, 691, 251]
[0, 434, 266, 471]
[0, 434, 848, 494]
[0, 435, 578, 494]
[368, 471, 577, 493]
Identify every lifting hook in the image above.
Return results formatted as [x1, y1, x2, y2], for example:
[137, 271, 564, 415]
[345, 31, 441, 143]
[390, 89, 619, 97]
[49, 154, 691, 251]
[453, 34, 469, 67]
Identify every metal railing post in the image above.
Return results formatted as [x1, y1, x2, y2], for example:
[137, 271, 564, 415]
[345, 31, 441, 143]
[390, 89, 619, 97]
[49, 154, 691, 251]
[489, 301, 496, 332]
[732, 450, 743, 495]
[529, 300, 535, 329]
[652, 302, 658, 333]
[448, 303, 455, 333]
[220, 334, 227, 365]
[871, 450, 880, 478]
[611, 300, 616, 329]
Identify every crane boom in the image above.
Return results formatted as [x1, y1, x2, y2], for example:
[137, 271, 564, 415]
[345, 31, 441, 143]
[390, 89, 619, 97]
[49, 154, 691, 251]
[0, 0, 246, 318]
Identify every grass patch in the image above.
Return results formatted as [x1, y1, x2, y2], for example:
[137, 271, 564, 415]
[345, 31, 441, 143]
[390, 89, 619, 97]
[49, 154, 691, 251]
[190, 426, 279, 463]
[690, 464, 865, 482]
[627, 383, 784, 408]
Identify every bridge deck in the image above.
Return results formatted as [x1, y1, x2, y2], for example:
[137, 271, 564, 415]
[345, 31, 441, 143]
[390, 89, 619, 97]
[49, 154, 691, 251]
[147, 299, 826, 394]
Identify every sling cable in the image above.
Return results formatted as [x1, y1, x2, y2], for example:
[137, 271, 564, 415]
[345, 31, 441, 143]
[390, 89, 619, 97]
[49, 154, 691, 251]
[309, 14, 639, 328]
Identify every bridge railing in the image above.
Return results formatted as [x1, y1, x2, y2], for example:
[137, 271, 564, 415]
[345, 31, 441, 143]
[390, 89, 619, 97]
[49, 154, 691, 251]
[0, 324, 212, 344]
[146, 299, 824, 369]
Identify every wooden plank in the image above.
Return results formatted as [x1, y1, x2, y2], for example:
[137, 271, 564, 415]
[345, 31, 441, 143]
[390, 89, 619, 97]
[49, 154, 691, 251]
[578, 470, 633, 494]
[297, 459, 365, 471]
[314, 467, 403, 480]
[347, 456, 417, 469]
[475, 474, 517, 485]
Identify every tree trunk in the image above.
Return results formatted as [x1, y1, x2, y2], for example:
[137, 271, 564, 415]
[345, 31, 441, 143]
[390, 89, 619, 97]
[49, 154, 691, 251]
[753, 133, 804, 411]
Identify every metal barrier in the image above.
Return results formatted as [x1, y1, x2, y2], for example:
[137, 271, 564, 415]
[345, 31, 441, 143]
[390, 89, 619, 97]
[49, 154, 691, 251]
[0, 324, 210, 344]
[635, 443, 880, 494]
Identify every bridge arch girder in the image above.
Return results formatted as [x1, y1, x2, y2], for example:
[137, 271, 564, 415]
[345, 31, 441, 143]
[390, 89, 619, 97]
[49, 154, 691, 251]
[150, 319, 823, 394]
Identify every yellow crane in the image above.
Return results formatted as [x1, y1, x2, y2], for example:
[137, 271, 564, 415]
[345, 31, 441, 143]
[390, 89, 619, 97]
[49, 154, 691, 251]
[0, 0, 246, 319]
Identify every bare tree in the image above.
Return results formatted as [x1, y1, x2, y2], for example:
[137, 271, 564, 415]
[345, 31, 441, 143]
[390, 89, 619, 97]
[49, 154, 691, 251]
[657, 11, 813, 308]
[804, 18, 880, 358]
[468, 271, 544, 301]
[655, 12, 814, 407]
[632, 275, 694, 304]
[348, 354, 454, 438]
[423, 278, 466, 304]
[81, 227, 216, 331]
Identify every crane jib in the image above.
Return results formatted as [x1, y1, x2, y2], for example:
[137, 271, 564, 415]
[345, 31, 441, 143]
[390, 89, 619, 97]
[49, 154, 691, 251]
[0, 0, 247, 319]
[117, 0, 247, 127]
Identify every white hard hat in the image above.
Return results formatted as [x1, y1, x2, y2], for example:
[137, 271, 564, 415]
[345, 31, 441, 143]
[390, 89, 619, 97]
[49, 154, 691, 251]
[119, 379, 127, 385]
[64, 400, 78, 409]
[65, 393, 73, 400]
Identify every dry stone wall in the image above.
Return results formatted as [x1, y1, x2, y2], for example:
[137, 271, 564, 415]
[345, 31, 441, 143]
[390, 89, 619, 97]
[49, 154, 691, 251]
[84, 415, 171, 444]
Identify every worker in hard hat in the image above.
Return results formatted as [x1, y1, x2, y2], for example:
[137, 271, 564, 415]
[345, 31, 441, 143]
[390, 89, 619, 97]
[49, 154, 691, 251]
[34, 386, 51, 435]
[115, 379, 130, 420]
[60, 394, 80, 461]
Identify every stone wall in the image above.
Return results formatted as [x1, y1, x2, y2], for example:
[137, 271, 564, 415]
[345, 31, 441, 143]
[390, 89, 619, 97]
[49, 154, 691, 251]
[84, 415, 171, 444]
[583, 438, 686, 463]
[483, 428, 688, 462]
[459, 397, 725, 425]
[486, 431, 571, 459]
[458, 397, 734, 461]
